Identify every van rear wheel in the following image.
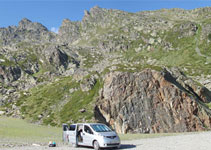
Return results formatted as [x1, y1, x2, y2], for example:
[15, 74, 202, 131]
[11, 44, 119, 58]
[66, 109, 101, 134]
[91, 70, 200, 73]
[93, 141, 100, 150]
[72, 143, 78, 148]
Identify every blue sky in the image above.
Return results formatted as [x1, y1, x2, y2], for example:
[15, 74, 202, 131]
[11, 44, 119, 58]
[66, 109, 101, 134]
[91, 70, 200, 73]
[0, 0, 211, 32]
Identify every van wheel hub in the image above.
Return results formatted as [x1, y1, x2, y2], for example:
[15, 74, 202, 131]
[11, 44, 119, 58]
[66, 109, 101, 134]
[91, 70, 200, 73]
[94, 141, 100, 150]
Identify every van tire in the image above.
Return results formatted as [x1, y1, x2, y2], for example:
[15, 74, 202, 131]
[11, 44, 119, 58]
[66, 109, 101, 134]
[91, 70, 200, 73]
[73, 143, 78, 148]
[115, 144, 121, 149]
[93, 141, 100, 150]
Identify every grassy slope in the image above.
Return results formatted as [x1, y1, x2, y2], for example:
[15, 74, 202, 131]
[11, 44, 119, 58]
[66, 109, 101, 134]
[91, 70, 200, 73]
[122, 23, 211, 76]
[17, 75, 102, 126]
[0, 117, 61, 145]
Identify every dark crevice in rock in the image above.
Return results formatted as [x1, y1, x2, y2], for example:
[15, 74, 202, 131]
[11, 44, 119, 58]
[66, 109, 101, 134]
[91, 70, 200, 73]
[94, 105, 108, 126]
[163, 69, 211, 115]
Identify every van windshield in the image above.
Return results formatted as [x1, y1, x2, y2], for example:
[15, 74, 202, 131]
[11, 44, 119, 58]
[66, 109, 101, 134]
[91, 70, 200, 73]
[90, 124, 112, 132]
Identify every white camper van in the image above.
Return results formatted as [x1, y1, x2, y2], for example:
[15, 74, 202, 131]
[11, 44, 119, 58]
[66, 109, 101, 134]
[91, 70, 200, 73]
[62, 123, 121, 150]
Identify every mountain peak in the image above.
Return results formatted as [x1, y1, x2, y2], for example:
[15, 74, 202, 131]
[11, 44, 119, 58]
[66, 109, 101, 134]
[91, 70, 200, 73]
[18, 18, 48, 32]
[82, 6, 104, 21]
[90, 5, 104, 15]
[18, 18, 32, 27]
[90, 5, 101, 12]
[61, 19, 71, 26]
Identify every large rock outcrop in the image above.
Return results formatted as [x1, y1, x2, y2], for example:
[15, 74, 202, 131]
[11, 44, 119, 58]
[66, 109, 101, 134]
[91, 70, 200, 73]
[0, 66, 21, 83]
[42, 45, 80, 74]
[95, 69, 211, 133]
[57, 19, 80, 44]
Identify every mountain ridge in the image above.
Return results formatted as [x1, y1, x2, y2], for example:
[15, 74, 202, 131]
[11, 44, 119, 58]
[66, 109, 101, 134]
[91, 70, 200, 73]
[0, 6, 211, 133]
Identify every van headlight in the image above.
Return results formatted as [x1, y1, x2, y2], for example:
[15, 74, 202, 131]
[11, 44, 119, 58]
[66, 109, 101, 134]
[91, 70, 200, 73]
[97, 134, 107, 139]
[98, 134, 106, 137]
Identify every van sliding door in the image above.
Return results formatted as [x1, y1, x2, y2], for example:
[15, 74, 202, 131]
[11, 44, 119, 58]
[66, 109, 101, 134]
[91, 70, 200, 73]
[68, 124, 77, 146]
[62, 124, 69, 143]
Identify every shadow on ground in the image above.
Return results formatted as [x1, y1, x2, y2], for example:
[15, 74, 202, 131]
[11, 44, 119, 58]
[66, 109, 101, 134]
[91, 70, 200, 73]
[70, 144, 136, 149]
[119, 144, 136, 149]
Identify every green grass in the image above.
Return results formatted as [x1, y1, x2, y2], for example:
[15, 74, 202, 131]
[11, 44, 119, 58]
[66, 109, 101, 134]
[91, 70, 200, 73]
[17, 74, 103, 126]
[121, 30, 209, 76]
[0, 117, 61, 144]
[59, 78, 102, 123]
[17, 76, 79, 125]
[205, 102, 211, 109]
[32, 67, 48, 81]
[78, 49, 103, 68]
[0, 55, 15, 66]
[112, 63, 162, 73]
[199, 41, 211, 57]
[119, 22, 211, 76]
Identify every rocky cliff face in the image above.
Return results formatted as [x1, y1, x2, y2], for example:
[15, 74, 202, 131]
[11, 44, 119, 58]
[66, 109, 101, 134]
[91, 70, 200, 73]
[57, 19, 80, 44]
[95, 69, 211, 133]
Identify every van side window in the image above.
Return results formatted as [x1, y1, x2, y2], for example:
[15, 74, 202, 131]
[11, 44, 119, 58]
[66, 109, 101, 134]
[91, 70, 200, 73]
[84, 125, 93, 134]
[69, 125, 76, 131]
[63, 124, 68, 131]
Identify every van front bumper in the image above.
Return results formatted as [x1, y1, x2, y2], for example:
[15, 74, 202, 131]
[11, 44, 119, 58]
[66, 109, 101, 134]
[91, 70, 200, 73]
[101, 142, 120, 148]
[99, 137, 121, 148]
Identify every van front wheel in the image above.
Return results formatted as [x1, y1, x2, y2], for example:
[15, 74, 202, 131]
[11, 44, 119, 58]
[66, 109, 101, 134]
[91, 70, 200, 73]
[93, 141, 100, 150]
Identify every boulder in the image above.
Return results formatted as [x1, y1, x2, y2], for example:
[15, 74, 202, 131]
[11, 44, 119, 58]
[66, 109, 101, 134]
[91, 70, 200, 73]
[0, 66, 21, 83]
[80, 75, 97, 92]
[43, 45, 69, 69]
[149, 38, 155, 45]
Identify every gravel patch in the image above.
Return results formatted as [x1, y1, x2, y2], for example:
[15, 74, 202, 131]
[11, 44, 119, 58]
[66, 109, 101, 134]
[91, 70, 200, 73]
[1, 131, 211, 150]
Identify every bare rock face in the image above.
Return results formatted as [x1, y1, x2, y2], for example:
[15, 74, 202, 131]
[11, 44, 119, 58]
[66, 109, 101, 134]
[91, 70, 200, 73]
[176, 22, 198, 37]
[80, 75, 97, 92]
[95, 69, 211, 133]
[57, 19, 80, 43]
[0, 66, 21, 83]
[42, 45, 80, 75]
[18, 18, 48, 32]
[164, 67, 211, 103]
[43, 45, 69, 69]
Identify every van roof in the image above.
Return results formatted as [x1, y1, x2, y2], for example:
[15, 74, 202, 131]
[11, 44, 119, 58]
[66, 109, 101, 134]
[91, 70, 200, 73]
[69, 123, 105, 125]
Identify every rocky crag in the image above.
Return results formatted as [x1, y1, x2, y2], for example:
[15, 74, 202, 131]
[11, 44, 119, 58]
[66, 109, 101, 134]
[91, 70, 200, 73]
[95, 69, 211, 133]
[0, 6, 211, 133]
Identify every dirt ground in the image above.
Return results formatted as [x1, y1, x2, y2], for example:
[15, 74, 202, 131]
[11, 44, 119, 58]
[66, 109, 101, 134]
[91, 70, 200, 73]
[1, 131, 211, 150]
